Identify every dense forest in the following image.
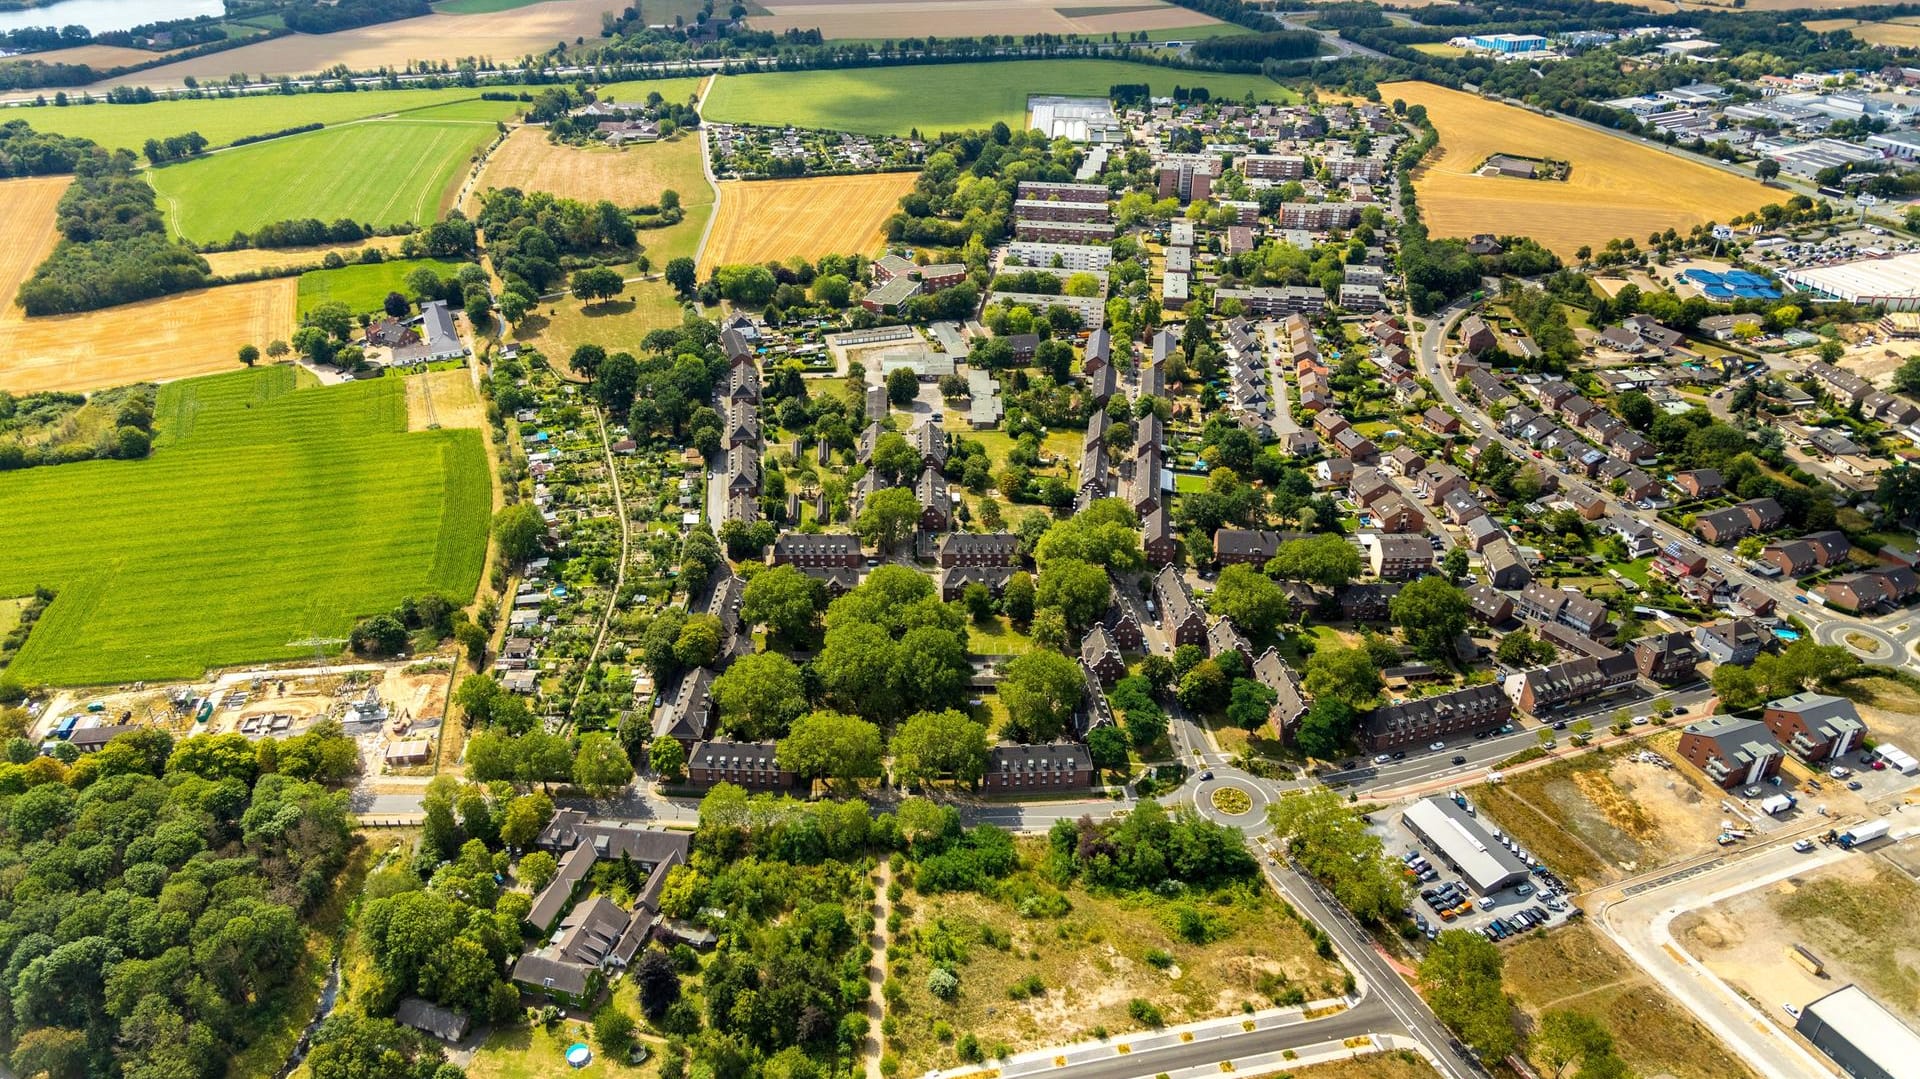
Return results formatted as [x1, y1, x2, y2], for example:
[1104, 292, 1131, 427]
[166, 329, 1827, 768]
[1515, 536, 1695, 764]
[0, 121, 100, 177]
[0, 717, 372, 1078]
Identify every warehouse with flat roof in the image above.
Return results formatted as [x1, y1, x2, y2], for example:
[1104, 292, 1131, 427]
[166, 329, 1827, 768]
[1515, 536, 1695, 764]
[1795, 984, 1920, 1079]
[1402, 796, 1531, 895]
[1782, 253, 1920, 312]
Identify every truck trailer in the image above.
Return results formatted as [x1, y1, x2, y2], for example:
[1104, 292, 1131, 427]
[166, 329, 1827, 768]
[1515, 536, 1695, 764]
[1761, 794, 1797, 816]
[1879, 745, 1919, 775]
[1837, 819, 1891, 848]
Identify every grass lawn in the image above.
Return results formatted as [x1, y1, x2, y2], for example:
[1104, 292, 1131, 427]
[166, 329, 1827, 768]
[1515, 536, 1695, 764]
[16, 87, 527, 152]
[704, 60, 1294, 137]
[1613, 556, 1653, 588]
[1504, 922, 1755, 1079]
[513, 282, 693, 357]
[0, 597, 25, 640]
[151, 119, 496, 242]
[296, 257, 470, 317]
[886, 839, 1346, 1075]
[967, 614, 1034, 655]
[592, 76, 711, 108]
[0, 366, 488, 684]
[466, 1018, 661, 1079]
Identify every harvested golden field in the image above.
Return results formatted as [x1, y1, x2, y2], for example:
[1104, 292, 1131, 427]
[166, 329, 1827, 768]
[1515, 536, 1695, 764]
[12, 43, 183, 69]
[0, 280, 297, 394]
[1802, 17, 1920, 44]
[1385, 81, 1773, 259]
[0, 176, 68, 321]
[467, 127, 706, 211]
[73, 0, 619, 89]
[199, 235, 410, 277]
[700, 172, 914, 271]
[748, 0, 1222, 38]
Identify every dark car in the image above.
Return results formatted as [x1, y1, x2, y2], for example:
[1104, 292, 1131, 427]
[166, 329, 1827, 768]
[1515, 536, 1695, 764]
[1451, 755, 1468, 765]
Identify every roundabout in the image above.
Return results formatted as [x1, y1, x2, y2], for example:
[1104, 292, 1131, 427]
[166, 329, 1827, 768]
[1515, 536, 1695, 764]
[1192, 770, 1272, 835]
[1812, 618, 1900, 663]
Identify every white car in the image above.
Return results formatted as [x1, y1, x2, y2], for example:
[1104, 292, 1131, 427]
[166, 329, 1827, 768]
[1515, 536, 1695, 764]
[1429, 741, 1447, 752]
[1374, 753, 1392, 764]
[1783, 1003, 1802, 1019]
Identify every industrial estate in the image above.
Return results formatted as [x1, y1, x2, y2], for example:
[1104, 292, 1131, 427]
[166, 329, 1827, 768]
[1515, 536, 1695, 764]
[5, 0, 1920, 1078]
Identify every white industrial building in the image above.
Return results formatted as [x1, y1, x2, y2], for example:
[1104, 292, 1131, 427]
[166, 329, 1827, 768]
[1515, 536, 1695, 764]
[1795, 984, 1920, 1079]
[1782, 253, 1920, 312]
[1402, 796, 1532, 896]
[1027, 95, 1123, 143]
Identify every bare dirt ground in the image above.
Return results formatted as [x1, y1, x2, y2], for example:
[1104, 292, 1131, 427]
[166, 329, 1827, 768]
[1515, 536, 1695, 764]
[0, 176, 70, 319]
[1474, 737, 1730, 886]
[73, 0, 621, 88]
[405, 368, 485, 431]
[199, 235, 409, 276]
[1676, 852, 1920, 1025]
[747, 0, 1221, 38]
[465, 127, 698, 212]
[0, 279, 297, 393]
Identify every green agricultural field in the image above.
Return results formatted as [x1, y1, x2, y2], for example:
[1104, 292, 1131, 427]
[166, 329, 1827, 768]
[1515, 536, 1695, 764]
[702, 59, 1294, 136]
[151, 119, 496, 243]
[0, 367, 488, 685]
[297, 257, 470, 317]
[15, 87, 527, 152]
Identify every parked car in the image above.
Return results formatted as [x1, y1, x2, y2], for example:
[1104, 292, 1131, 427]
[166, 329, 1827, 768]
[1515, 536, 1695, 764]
[1429, 741, 1447, 751]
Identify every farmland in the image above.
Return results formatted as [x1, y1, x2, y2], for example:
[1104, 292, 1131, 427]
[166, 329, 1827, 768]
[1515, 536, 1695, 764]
[0, 366, 489, 685]
[200, 235, 409, 277]
[296, 257, 471, 317]
[704, 60, 1294, 136]
[61, 0, 618, 91]
[747, 0, 1229, 39]
[12, 87, 528, 152]
[0, 176, 69, 316]
[151, 119, 497, 243]
[699, 172, 916, 270]
[1804, 16, 1920, 44]
[1383, 81, 1773, 259]
[467, 124, 709, 212]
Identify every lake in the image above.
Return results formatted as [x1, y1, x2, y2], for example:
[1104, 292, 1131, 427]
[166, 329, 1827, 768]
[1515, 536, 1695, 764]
[0, 0, 224, 35]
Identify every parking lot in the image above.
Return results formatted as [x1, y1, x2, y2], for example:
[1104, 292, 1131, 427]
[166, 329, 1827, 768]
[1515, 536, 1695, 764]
[1377, 795, 1582, 944]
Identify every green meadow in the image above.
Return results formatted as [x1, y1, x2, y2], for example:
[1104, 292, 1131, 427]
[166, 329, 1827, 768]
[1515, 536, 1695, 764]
[0, 367, 489, 685]
[16, 87, 527, 152]
[701, 59, 1295, 136]
[296, 257, 471, 317]
[151, 119, 496, 242]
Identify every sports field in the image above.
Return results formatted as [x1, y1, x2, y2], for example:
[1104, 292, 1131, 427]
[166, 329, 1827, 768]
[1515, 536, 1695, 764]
[151, 119, 496, 243]
[468, 126, 709, 212]
[703, 60, 1294, 136]
[747, 0, 1228, 39]
[700, 172, 916, 271]
[296, 257, 471, 317]
[1385, 81, 1773, 259]
[13, 87, 527, 152]
[0, 366, 489, 685]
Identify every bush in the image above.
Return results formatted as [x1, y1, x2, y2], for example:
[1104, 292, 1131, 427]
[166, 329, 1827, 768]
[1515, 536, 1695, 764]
[927, 967, 959, 1001]
[1144, 948, 1174, 969]
[956, 1033, 982, 1063]
[1128, 999, 1164, 1028]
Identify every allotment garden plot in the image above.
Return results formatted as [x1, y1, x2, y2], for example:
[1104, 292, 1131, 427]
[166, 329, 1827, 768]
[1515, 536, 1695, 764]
[0, 366, 488, 685]
[150, 118, 498, 243]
